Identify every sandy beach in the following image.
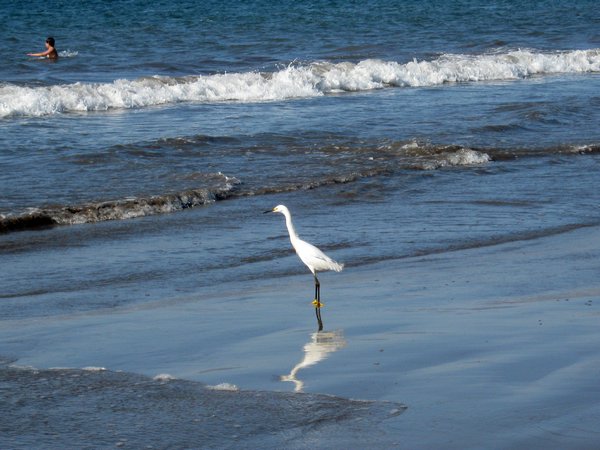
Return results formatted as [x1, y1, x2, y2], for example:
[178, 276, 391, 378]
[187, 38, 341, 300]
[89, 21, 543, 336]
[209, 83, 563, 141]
[3, 222, 600, 448]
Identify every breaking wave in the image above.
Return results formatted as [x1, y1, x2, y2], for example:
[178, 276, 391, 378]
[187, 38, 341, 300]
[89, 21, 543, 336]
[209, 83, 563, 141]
[2, 48, 599, 117]
[2, 141, 598, 234]
[0, 182, 240, 234]
[0, 143, 488, 234]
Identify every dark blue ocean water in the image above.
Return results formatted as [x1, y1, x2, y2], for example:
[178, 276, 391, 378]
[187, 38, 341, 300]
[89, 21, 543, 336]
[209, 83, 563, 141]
[2, 1, 600, 447]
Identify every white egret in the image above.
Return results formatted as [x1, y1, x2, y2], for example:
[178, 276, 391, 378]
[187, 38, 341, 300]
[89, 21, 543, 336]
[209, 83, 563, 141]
[264, 204, 344, 330]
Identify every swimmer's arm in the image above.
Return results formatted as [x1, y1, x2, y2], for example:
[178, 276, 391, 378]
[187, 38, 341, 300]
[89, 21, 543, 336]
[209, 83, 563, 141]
[27, 49, 52, 57]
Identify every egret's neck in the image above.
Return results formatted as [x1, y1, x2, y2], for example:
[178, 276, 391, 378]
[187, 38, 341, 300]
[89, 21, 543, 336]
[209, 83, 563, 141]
[282, 210, 299, 242]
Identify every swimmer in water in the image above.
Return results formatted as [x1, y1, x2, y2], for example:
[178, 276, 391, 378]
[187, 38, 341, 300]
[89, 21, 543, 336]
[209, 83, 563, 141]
[27, 37, 58, 59]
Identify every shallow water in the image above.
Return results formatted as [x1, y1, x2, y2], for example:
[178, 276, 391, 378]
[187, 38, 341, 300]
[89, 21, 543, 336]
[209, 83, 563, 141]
[0, 361, 406, 449]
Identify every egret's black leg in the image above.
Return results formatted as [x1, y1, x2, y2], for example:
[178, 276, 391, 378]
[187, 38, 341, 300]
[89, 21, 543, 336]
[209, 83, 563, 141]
[313, 274, 323, 330]
[312, 274, 323, 307]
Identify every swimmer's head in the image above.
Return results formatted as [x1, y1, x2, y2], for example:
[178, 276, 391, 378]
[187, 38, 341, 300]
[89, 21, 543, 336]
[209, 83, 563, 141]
[46, 37, 55, 47]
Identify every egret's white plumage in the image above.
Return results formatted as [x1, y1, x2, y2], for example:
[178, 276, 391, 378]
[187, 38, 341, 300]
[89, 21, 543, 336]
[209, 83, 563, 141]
[268, 204, 344, 276]
[265, 204, 343, 330]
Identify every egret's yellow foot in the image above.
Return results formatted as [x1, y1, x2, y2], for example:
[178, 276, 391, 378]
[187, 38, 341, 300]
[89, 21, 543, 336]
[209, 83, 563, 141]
[312, 299, 324, 308]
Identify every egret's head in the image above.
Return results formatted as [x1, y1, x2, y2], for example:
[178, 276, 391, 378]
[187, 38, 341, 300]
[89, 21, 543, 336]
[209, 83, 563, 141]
[264, 204, 287, 214]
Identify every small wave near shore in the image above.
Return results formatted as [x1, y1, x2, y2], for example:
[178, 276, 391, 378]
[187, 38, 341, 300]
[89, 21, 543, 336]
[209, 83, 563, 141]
[0, 143, 492, 234]
[2, 141, 599, 234]
[0, 183, 238, 234]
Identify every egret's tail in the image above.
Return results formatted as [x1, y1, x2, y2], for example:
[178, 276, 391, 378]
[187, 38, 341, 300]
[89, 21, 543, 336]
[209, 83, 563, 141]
[331, 261, 344, 272]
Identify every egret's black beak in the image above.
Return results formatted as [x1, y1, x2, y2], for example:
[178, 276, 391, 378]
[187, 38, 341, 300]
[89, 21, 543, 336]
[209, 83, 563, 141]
[263, 209, 274, 214]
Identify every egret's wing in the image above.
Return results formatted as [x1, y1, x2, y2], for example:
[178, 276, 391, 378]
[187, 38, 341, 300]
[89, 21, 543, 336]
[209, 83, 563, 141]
[294, 238, 344, 272]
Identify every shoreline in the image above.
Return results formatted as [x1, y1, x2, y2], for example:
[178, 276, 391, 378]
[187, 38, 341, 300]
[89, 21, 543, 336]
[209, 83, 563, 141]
[2, 224, 600, 447]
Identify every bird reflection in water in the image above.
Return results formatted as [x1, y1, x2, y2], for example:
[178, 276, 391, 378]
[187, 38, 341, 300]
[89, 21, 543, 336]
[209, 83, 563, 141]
[281, 330, 347, 392]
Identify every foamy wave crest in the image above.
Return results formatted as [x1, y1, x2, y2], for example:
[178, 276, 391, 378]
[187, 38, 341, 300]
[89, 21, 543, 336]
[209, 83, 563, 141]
[396, 142, 491, 170]
[332, 48, 600, 89]
[153, 373, 176, 381]
[59, 50, 78, 58]
[83, 366, 107, 372]
[421, 148, 491, 170]
[2, 49, 599, 118]
[0, 70, 319, 118]
[207, 383, 239, 391]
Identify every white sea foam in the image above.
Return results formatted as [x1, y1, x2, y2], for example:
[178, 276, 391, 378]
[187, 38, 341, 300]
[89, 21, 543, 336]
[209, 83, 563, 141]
[59, 50, 78, 58]
[419, 148, 491, 170]
[153, 373, 176, 381]
[2, 49, 599, 117]
[444, 148, 491, 166]
[82, 366, 107, 372]
[207, 383, 239, 391]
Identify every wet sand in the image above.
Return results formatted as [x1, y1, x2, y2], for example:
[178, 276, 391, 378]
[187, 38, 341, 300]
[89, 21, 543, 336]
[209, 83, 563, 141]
[2, 224, 600, 448]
